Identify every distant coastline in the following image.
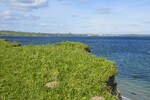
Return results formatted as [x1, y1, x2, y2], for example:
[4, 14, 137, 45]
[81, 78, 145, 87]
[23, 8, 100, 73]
[0, 30, 150, 37]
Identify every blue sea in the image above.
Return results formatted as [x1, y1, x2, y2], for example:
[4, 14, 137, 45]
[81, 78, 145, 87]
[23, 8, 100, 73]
[0, 36, 150, 100]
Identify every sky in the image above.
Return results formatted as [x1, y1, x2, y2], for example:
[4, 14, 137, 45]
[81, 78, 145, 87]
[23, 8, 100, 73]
[0, 0, 150, 34]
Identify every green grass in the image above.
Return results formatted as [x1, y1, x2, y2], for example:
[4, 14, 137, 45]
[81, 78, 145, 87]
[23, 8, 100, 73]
[0, 39, 119, 100]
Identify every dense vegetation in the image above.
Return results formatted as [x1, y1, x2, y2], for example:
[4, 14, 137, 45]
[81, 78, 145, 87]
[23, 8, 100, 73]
[0, 39, 119, 100]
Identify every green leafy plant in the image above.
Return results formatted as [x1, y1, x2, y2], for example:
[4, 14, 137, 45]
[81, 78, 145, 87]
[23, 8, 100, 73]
[0, 39, 119, 100]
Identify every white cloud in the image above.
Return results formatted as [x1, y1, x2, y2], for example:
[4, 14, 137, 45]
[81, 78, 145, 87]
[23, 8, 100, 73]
[0, 10, 26, 21]
[96, 8, 112, 14]
[1, 10, 11, 15]
[0, 10, 12, 20]
[1, 0, 48, 10]
[80, 0, 88, 3]
[0, 10, 40, 22]
[40, 23, 48, 27]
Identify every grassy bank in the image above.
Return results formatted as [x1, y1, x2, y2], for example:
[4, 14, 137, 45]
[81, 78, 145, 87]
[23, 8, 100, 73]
[0, 39, 119, 100]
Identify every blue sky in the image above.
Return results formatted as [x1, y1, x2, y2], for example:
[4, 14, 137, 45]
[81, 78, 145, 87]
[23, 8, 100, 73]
[0, 0, 150, 34]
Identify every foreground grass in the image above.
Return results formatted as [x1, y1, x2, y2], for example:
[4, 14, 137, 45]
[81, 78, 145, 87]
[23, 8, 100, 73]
[0, 39, 118, 100]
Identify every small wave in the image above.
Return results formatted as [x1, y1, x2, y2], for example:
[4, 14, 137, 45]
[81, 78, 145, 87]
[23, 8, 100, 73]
[122, 96, 131, 100]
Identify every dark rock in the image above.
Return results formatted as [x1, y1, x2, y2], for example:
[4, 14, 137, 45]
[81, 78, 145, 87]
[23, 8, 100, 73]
[3, 39, 8, 41]
[12, 43, 21, 47]
[84, 47, 91, 52]
[107, 76, 122, 100]
[130, 92, 137, 95]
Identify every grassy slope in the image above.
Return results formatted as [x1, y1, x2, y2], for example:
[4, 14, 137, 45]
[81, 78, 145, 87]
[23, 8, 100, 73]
[0, 39, 118, 100]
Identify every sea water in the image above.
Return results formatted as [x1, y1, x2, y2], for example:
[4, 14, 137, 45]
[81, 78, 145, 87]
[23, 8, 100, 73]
[0, 36, 150, 100]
